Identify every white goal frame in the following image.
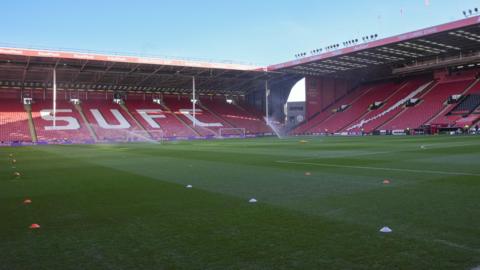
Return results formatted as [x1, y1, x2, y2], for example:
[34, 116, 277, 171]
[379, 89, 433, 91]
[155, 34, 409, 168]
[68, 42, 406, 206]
[148, 130, 166, 143]
[219, 128, 246, 138]
[126, 129, 164, 143]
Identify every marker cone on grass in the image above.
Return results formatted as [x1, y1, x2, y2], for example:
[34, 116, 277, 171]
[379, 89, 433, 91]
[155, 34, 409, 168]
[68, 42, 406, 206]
[23, 199, 32, 204]
[379, 226, 392, 233]
[249, 198, 257, 203]
[29, 224, 40, 229]
[383, 179, 390, 184]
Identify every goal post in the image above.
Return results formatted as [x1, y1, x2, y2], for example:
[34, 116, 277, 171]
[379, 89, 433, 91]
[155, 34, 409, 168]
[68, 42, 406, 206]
[219, 128, 246, 138]
[126, 129, 164, 143]
[148, 130, 165, 143]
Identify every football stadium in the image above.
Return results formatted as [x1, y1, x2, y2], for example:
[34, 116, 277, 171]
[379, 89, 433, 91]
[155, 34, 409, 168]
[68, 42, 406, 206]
[1, 2, 480, 269]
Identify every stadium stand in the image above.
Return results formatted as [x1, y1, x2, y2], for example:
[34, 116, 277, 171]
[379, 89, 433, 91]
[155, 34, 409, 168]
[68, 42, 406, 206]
[346, 78, 432, 132]
[2, 69, 480, 143]
[31, 100, 93, 143]
[428, 82, 480, 127]
[81, 99, 146, 142]
[162, 95, 231, 137]
[449, 94, 480, 115]
[125, 100, 198, 139]
[0, 90, 272, 143]
[200, 96, 271, 134]
[309, 81, 399, 133]
[289, 71, 480, 135]
[0, 98, 32, 143]
[454, 114, 480, 127]
[380, 77, 476, 130]
[292, 84, 371, 134]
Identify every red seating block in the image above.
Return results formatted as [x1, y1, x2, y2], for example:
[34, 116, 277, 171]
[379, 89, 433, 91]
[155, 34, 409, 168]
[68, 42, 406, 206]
[201, 97, 271, 134]
[125, 100, 197, 138]
[0, 99, 31, 143]
[31, 100, 93, 142]
[81, 101, 143, 141]
[381, 79, 474, 130]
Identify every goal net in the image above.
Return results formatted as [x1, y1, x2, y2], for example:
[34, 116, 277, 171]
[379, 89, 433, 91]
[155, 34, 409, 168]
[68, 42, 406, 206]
[126, 129, 164, 143]
[219, 128, 246, 138]
[148, 130, 166, 143]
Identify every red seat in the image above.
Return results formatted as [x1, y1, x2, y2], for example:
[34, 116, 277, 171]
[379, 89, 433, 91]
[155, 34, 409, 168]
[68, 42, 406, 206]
[125, 100, 197, 138]
[346, 78, 430, 132]
[381, 79, 474, 130]
[31, 100, 93, 142]
[0, 99, 32, 143]
[201, 97, 271, 134]
[81, 101, 143, 141]
[313, 82, 398, 133]
[163, 96, 229, 136]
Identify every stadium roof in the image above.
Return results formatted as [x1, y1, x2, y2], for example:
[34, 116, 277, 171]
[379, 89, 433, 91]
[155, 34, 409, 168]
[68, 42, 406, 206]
[2, 15, 480, 95]
[268, 15, 480, 78]
[0, 46, 279, 96]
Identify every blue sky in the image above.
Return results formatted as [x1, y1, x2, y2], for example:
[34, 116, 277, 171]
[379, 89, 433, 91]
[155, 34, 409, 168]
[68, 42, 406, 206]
[1, 0, 478, 66]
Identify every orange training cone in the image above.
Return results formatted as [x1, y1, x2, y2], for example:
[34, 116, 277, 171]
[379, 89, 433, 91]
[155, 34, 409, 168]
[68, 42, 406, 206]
[29, 224, 40, 229]
[23, 199, 32, 204]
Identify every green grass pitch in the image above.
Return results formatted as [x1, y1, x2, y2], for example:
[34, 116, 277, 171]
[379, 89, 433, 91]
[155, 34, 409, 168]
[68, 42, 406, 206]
[1, 135, 479, 269]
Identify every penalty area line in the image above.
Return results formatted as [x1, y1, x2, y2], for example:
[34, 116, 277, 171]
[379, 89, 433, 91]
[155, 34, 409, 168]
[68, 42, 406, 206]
[276, 160, 480, 177]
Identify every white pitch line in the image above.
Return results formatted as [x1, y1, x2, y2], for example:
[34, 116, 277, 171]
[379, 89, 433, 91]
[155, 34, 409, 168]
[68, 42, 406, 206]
[284, 140, 480, 164]
[434, 239, 480, 253]
[285, 151, 394, 162]
[276, 160, 480, 177]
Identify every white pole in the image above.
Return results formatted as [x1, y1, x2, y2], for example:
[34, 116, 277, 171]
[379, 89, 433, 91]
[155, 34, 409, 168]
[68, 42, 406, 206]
[53, 69, 57, 127]
[192, 76, 196, 127]
[265, 80, 269, 124]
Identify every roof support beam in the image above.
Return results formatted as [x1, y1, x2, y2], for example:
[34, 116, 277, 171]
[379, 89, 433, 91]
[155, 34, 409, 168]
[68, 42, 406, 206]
[69, 60, 90, 84]
[21, 56, 31, 87]
[134, 66, 167, 87]
[117, 64, 141, 85]
[92, 62, 116, 84]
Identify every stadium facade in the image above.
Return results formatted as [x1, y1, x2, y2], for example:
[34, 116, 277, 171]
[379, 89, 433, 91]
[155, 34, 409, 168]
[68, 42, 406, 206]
[1, 15, 480, 144]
